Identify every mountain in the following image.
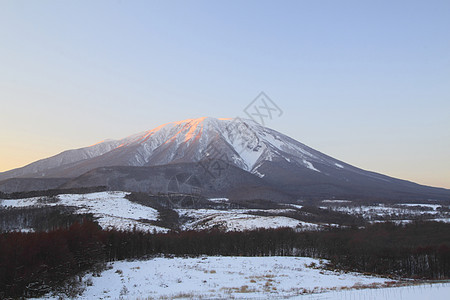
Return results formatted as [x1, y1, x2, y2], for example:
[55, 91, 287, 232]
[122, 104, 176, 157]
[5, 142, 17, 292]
[1, 117, 449, 202]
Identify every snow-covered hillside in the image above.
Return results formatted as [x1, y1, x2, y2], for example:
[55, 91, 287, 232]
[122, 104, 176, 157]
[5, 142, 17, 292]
[39, 256, 450, 299]
[177, 208, 320, 231]
[0, 117, 363, 179]
[0, 140, 122, 181]
[2, 191, 450, 233]
[320, 201, 450, 223]
[0, 191, 168, 233]
[1, 191, 322, 233]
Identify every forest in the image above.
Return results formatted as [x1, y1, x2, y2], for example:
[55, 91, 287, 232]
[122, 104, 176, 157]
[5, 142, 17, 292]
[0, 220, 449, 298]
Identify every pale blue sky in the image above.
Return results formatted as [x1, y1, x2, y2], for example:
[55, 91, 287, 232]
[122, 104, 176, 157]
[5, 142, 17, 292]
[1, 0, 449, 188]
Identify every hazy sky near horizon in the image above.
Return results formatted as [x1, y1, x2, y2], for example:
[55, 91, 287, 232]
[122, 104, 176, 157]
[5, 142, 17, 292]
[1, 0, 449, 188]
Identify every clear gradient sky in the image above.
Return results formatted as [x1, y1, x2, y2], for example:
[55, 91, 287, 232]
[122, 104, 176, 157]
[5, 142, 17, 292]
[1, 0, 449, 188]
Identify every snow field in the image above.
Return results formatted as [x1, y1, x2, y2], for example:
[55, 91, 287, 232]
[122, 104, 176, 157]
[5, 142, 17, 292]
[0, 191, 168, 233]
[56, 256, 406, 299]
[299, 281, 450, 300]
[325, 203, 448, 221]
[0, 193, 322, 233]
[397, 203, 442, 210]
[2, 192, 449, 233]
[177, 209, 320, 231]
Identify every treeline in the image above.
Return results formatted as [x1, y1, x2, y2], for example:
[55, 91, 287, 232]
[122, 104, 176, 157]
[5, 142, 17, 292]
[248, 205, 366, 227]
[0, 220, 104, 298]
[0, 186, 108, 200]
[104, 222, 450, 280]
[0, 206, 94, 233]
[1, 221, 449, 298]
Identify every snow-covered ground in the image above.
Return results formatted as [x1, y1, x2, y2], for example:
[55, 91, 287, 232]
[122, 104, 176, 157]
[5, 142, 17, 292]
[323, 203, 449, 222]
[397, 203, 442, 210]
[431, 218, 450, 223]
[300, 282, 450, 300]
[177, 208, 320, 231]
[289, 204, 304, 209]
[39, 256, 450, 299]
[2, 191, 449, 233]
[322, 199, 352, 203]
[0, 192, 321, 233]
[0, 191, 168, 233]
[208, 197, 229, 203]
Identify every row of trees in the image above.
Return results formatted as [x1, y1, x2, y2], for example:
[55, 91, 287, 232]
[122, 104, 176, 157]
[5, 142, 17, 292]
[104, 221, 450, 279]
[1, 221, 449, 298]
[0, 206, 94, 233]
[0, 220, 104, 298]
[0, 186, 107, 200]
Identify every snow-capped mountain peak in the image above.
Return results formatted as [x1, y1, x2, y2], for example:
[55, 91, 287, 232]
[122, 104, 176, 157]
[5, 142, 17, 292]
[0, 117, 352, 180]
[1, 117, 449, 202]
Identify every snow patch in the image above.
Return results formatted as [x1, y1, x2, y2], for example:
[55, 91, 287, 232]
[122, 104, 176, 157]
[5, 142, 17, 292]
[303, 159, 321, 172]
[397, 203, 441, 210]
[322, 199, 352, 203]
[176, 209, 319, 231]
[252, 169, 265, 178]
[289, 204, 304, 209]
[208, 198, 229, 203]
[328, 203, 449, 223]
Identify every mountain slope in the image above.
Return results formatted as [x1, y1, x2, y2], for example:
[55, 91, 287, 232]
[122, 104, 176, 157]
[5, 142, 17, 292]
[0, 140, 121, 181]
[1, 117, 449, 202]
[0, 117, 381, 179]
[59, 162, 294, 202]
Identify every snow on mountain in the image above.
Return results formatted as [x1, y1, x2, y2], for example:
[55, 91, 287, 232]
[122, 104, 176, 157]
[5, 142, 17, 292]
[0, 117, 353, 179]
[1, 117, 449, 202]
[0, 139, 122, 180]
